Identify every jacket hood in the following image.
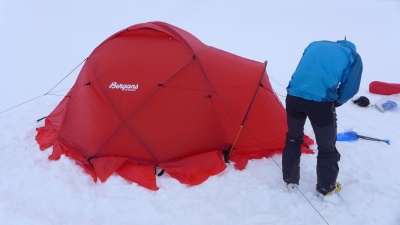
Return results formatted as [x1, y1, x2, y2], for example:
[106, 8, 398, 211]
[338, 40, 356, 51]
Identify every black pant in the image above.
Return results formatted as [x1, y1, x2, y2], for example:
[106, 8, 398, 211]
[282, 95, 341, 191]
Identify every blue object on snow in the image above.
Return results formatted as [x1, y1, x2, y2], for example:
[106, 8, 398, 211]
[337, 131, 390, 145]
[382, 100, 398, 111]
[337, 131, 358, 142]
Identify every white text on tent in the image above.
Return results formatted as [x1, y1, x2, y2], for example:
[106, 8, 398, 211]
[109, 82, 139, 91]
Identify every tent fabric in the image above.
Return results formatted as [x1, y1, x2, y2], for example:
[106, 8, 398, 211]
[35, 21, 313, 190]
[369, 81, 400, 95]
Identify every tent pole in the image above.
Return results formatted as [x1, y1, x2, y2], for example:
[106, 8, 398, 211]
[225, 60, 268, 162]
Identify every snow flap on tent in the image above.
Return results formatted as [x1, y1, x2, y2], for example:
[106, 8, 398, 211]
[36, 21, 312, 190]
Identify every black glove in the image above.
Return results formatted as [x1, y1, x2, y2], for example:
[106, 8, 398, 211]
[334, 101, 343, 107]
[352, 96, 370, 107]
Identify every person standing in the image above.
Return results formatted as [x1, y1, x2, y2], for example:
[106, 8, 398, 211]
[282, 39, 363, 196]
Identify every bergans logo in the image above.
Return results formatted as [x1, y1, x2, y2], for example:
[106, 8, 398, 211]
[109, 82, 139, 91]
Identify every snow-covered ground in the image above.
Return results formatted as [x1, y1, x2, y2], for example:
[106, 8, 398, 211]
[1, 0, 399, 224]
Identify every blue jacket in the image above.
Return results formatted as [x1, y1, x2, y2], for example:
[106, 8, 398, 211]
[287, 40, 363, 104]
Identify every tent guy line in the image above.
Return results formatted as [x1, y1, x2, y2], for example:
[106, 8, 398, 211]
[46, 58, 88, 94]
[0, 58, 87, 117]
[269, 156, 331, 225]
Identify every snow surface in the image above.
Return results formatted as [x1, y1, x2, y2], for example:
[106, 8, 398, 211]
[1, 0, 400, 224]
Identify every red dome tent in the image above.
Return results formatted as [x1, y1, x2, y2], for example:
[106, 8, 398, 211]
[36, 21, 311, 190]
